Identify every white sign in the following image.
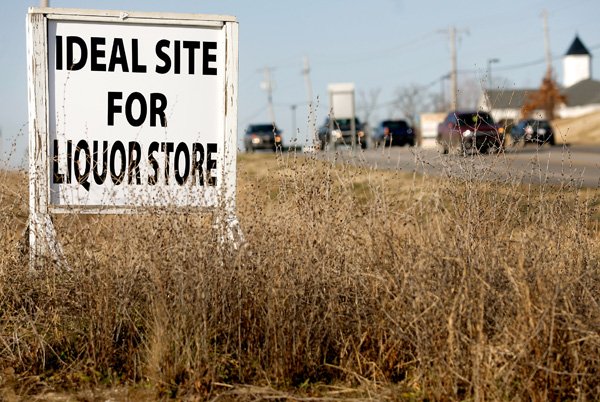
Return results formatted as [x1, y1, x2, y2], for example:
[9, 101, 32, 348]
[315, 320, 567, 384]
[29, 9, 238, 211]
[327, 82, 355, 119]
[27, 9, 240, 268]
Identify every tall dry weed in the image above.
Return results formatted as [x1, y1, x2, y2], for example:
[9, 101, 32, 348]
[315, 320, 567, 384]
[0, 151, 598, 400]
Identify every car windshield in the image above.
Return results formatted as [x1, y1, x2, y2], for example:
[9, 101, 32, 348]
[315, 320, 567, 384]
[332, 118, 360, 130]
[383, 121, 408, 129]
[247, 124, 277, 134]
[456, 113, 494, 126]
[526, 120, 551, 129]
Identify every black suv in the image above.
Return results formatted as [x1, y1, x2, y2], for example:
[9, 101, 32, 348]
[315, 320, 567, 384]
[317, 117, 368, 150]
[510, 119, 556, 146]
[244, 123, 282, 152]
[372, 119, 415, 147]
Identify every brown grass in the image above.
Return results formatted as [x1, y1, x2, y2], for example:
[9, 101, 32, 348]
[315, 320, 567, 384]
[553, 110, 600, 145]
[0, 152, 599, 400]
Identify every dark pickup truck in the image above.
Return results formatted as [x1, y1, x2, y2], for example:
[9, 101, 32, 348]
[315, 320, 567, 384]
[317, 117, 368, 150]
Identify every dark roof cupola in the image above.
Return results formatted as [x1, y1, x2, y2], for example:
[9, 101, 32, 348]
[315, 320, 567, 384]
[565, 35, 591, 56]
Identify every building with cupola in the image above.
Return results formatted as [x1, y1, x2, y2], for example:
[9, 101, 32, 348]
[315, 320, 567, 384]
[563, 35, 592, 87]
[479, 35, 600, 121]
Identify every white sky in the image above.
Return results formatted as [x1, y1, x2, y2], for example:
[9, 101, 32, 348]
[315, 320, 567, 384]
[1, 0, 599, 166]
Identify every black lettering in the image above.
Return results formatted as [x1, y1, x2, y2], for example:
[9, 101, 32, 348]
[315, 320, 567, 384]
[52, 139, 64, 183]
[207, 143, 218, 186]
[161, 142, 174, 184]
[131, 39, 147, 73]
[155, 39, 171, 74]
[182, 41, 200, 74]
[56, 36, 63, 70]
[174, 143, 190, 185]
[128, 141, 142, 185]
[108, 38, 129, 72]
[148, 141, 159, 185]
[150, 93, 167, 127]
[107, 92, 122, 126]
[203, 41, 217, 75]
[174, 40, 180, 74]
[191, 143, 204, 186]
[92, 140, 108, 184]
[110, 141, 126, 185]
[66, 139, 73, 183]
[125, 92, 147, 127]
[74, 140, 91, 191]
[90, 37, 106, 72]
[66, 36, 87, 71]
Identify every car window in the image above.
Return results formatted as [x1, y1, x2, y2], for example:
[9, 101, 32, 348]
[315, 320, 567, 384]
[456, 113, 494, 126]
[535, 121, 551, 129]
[445, 114, 458, 124]
[383, 121, 409, 129]
[247, 124, 278, 133]
[333, 118, 359, 129]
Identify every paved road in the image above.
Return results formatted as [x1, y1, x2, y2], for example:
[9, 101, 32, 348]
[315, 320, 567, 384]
[324, 144, 600, 188]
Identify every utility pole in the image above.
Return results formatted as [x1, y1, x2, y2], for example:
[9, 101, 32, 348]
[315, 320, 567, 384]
[261, 67, 276, 124]
[302, 56, 316, 145]
[290, 104, 297, 145]
[487, 58, 500, 89]
[450, 26, 458, 110]
[542, 9, 553, 75]
[439, 26, 467, 110]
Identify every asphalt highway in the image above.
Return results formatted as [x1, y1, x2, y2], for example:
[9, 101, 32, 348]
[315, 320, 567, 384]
[323, 144, 600, 188]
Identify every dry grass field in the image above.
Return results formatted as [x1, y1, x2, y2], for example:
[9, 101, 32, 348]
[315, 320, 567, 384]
[553, 110, 600, 145]
[0, 152, 599, 400]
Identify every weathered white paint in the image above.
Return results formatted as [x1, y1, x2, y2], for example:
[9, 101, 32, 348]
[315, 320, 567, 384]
[31, 7, 236, 22]
[219, 21, 243, 244]
[27, 7, 241, 266]
[27, 11, 65, 269]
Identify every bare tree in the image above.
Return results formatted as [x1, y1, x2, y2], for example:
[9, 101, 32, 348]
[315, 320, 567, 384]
[457, 76, 484, 110]
[429, 92, 450, 113]
[392, 84, 428, 146]
[358, 88, 382, 129]
[393, 84, 427, 128]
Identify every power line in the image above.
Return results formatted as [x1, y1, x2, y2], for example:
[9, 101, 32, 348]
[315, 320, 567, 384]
[439, 26, 468, 110]
[456, 43, 600, 75]
[239, 104, 269, 126]
[310, 31, 439, 68]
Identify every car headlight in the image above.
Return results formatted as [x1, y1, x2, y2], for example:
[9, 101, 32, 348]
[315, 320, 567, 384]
[252, 137, 261, 144]
[332, 129, 342, 139]
[462, 129, 473, 138]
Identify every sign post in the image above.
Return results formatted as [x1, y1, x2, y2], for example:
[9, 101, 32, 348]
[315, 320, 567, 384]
[27, 8, 241, 268]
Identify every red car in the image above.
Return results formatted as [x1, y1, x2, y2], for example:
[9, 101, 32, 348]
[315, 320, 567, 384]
[437, 111, 504, 154]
